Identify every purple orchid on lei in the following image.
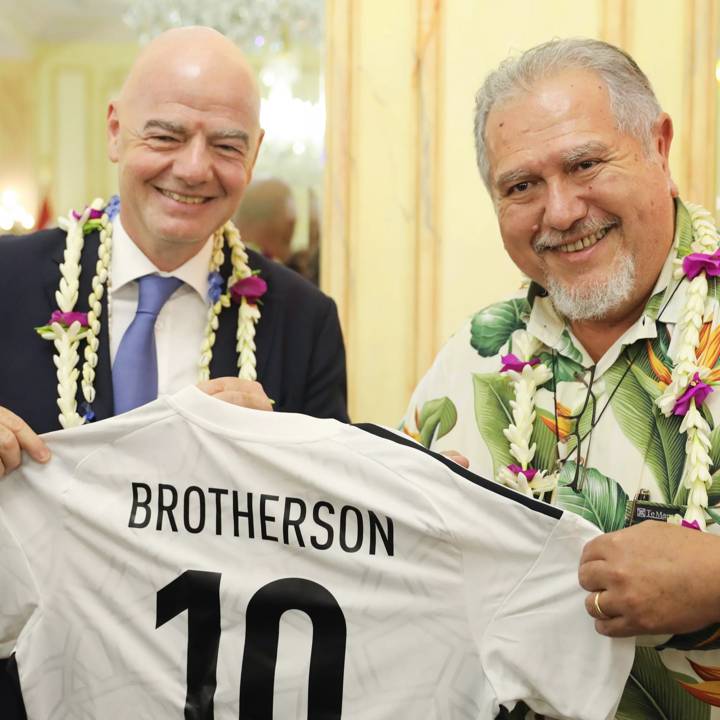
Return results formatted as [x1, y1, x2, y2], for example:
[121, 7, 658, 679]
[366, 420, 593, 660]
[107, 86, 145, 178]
[50, 311, 89, 327]
[507, 464, 538, 482]
[672, 372, 713, 416]
[71, 207, 104, 221]
[500, 353, 540, 373]
[683, 249, 720, 280]
[230, 275, 267, 305]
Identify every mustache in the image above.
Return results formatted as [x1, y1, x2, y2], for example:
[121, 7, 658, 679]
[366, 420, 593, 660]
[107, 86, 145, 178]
[532, 217, 620, 253]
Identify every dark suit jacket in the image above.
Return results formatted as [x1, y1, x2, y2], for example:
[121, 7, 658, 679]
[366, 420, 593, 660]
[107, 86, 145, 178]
[0, 227, 348, 716]
[0, 228, 348, 431]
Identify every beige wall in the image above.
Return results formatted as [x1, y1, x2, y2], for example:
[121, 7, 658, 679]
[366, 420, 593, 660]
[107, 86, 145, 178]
[325, 0, 718, 425]
[0, 42, 139, 222]
[33, 43, 140, 217]
[0, 60, 38, 219]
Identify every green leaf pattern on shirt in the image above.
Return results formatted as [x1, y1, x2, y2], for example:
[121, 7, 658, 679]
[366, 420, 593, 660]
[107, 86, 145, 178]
[417, 397, 458, 447]
[556, 462, 629, 532]
[605, 345, 688, 505]
[617, 648, 710, 720]
[470, 298, 530, 357]
[472, 373, 514, 475]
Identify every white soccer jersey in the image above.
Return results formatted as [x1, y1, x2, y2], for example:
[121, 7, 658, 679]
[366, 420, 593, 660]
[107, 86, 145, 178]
[0, 386, 633, 719]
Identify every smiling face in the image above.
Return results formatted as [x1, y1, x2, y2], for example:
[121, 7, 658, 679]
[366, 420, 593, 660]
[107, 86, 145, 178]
[485, 68, 676, 325]
[107, 28, 263, 270]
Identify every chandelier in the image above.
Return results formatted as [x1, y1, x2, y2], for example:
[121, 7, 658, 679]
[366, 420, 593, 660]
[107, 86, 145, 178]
[122, 0, 323, 51]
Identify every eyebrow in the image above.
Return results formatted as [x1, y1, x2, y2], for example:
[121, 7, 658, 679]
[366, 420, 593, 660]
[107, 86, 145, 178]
[561, 141, 610, 169]
[494, 140, 611, 191]
[143, 119, 250, 146]
[494, 168, 534, 191]
[143, 119, 186, 135]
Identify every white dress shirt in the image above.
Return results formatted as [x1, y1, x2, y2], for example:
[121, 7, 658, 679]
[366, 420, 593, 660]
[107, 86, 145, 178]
[109, 219, 213, 396]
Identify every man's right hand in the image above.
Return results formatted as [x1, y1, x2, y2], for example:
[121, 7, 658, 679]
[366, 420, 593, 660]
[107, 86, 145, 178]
[0, 407, 50, 477]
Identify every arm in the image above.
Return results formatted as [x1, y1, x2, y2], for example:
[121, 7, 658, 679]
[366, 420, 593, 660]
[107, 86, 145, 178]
[302, 298, 349, 422]
[579, 521, 720, 636]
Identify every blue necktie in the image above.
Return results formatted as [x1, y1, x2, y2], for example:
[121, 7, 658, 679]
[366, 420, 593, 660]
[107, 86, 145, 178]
[112, 274, 183, 414]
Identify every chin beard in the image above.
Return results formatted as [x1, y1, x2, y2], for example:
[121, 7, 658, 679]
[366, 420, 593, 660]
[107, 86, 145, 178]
[543, 251, 637, 322]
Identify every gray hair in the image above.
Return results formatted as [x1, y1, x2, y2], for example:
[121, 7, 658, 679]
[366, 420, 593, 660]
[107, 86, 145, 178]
[473, 38, 663, 192]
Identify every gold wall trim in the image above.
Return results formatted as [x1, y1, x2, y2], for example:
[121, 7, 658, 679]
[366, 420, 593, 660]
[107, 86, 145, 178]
[600, 0, 632, 50]
[323, 0, 353, 333]
[50, 64, 90, 211]
[413, 0, 443, 383]
[682, 0, 717, 211]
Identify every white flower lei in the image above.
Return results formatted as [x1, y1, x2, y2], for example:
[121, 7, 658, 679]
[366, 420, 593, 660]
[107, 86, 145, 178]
[496, 330, 558, 499]
[495, 203, 719, 530]
[37, 197, 261, 429]
[657, 202, 720, 530]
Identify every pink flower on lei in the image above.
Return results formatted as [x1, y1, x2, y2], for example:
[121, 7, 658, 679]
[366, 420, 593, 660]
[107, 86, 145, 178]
[230, 275, 267, 305]
[500, 354, 540, 373]
[50, 311, 89, 327]
[682, 250, 720, 280]
[507, 464, 538, 482]
[672, 373, 713, 416]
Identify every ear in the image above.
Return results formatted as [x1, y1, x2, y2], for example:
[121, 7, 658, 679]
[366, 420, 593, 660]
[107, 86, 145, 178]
[245, 128, 265, 185]
[653, 113, 678, 197]
[107, 102, 121, 163]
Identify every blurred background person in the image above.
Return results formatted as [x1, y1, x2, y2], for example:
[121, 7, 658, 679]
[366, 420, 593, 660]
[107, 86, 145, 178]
[234, 177, 297, 263]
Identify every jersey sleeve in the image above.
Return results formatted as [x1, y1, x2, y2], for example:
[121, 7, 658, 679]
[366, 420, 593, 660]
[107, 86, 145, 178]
[479, 511, 634, 720]
[0, 506, 39, 657]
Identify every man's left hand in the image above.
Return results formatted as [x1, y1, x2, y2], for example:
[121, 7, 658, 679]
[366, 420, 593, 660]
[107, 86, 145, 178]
[197, 377, 274, 411]
[440, 450, 470, 469]
[579, 521, 720, 637]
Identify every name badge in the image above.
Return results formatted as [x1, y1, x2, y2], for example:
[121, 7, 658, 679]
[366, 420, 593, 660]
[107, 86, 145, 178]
[624, 489, 685, 527]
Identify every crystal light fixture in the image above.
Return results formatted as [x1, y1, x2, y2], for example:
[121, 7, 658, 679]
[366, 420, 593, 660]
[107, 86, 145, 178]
[0, 190, 34, 232]
[122, 0, 323, 51]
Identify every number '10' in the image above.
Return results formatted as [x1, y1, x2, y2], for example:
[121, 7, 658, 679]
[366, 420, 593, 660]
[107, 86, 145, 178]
[156, 570, 347, 719]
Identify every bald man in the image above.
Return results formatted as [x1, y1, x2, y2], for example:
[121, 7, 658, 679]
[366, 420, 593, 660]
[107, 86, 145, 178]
[234, 177, 298, 263]
[0, 27, 347, 715]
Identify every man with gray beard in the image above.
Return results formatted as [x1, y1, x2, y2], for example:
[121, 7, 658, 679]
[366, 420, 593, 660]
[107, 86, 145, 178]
[404, 37, 720, 718]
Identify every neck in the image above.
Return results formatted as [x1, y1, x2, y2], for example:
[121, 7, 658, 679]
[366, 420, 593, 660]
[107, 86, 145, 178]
[119, 211, 212, 272]
[137, 242, 207, 272]
[569, 293, 650, 362]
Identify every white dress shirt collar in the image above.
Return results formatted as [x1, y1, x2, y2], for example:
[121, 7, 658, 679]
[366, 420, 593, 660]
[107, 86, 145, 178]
[111, 217, 213, 302]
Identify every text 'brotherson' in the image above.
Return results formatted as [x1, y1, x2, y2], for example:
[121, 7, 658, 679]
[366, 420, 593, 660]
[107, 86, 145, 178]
[128, 482, 394, 557]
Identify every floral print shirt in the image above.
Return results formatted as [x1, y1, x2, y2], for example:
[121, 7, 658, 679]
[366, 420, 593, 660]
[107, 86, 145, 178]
[403, 200, 720, 718]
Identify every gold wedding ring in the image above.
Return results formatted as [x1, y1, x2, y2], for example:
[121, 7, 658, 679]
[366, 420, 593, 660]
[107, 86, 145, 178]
[593, 591, 609, 620]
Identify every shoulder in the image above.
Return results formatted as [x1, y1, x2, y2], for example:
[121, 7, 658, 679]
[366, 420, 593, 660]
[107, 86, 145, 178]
[0, 228, 67, 261]
[467, 292, 531, 359]
[0, 228, 69, 286]
[247, 248, 337, 312]
[428, 291, 531, 364]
